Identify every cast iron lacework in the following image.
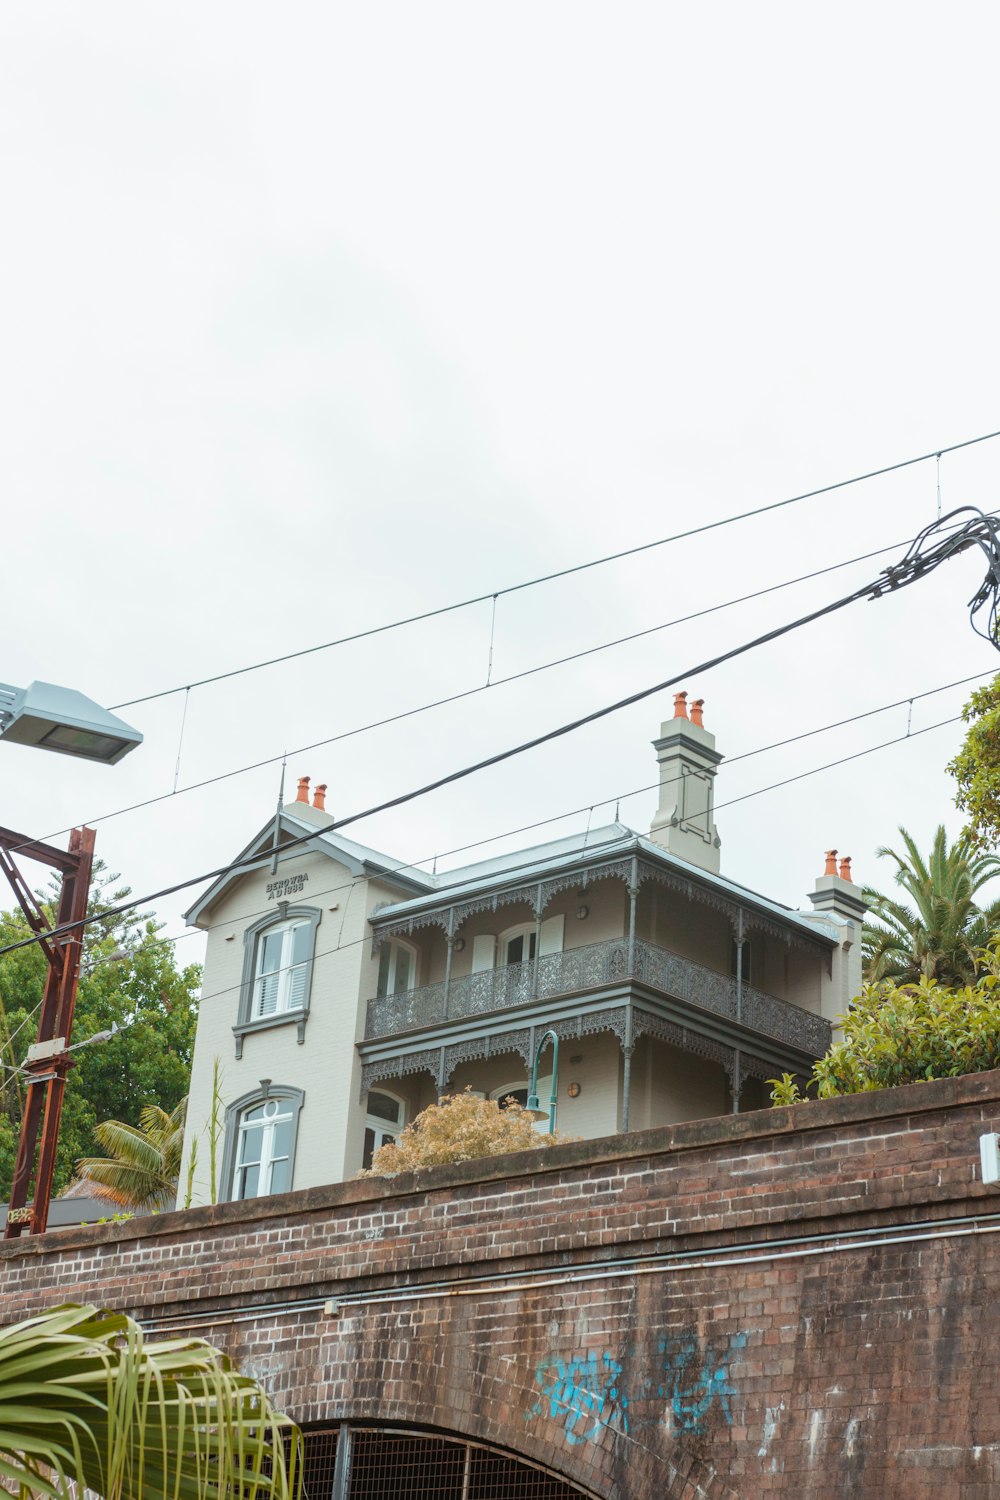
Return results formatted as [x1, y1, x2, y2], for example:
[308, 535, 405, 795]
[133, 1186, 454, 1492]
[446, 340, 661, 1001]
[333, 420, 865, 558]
[364, 935, 832, 1058]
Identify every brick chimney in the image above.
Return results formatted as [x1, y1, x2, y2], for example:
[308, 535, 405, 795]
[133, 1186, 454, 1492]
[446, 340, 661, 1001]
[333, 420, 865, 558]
[648, 694, 722, 872]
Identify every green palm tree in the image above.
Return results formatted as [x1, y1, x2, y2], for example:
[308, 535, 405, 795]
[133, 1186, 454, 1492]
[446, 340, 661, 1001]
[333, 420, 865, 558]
[863, 825, 1000, 986]
[0, 1301, 300, 1499]
[75, 1098, 187, 1212]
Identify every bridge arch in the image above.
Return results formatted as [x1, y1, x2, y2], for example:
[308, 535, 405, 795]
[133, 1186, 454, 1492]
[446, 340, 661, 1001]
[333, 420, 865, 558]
[298, 1423, 602, 1499]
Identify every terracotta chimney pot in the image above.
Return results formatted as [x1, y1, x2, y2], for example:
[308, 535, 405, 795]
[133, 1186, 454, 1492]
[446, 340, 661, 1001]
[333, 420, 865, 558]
[839, 856, 852, 882]
[823, 849, 838, 876]
[690, 698, 705, 728]
[313, 783, 328, 812]
[673, 692, 689, 720]
[295, 776, 310, 804]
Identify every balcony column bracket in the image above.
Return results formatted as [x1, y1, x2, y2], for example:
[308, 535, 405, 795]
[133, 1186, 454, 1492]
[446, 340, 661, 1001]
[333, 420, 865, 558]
[443, 908, 457, 1019]
[627, 857, 639, 975]
[533, 884, 543, 999]
[730, 1048, 742, 1115]
[735, 907, 745, 1025]
[621, 1003, 635, 1132]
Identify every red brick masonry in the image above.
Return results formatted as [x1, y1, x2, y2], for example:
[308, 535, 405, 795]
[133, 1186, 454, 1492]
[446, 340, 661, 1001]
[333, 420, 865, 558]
[2, 1072, 1000, 1499]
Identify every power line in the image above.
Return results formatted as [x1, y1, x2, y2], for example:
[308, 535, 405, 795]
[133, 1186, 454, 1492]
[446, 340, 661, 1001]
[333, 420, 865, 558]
[108, 427, 1000, 710]
[0, 674, 972, 1066]
[15, 517, 990, 864]
[100, 714, 965, 1023]
[0, 497, 993, 967]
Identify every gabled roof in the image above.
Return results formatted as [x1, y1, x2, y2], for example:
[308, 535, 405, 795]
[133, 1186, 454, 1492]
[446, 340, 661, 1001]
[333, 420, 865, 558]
[184, 808, 837, 949]
[183, 809, 434, 928]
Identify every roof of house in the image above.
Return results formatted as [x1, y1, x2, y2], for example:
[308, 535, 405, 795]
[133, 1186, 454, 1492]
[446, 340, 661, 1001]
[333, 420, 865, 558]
[184, 806, 839, 947]
[367, 823, 839, 945]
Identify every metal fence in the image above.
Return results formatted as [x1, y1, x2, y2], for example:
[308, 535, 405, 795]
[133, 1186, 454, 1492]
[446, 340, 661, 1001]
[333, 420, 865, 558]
[299, 1424, 593, 1500]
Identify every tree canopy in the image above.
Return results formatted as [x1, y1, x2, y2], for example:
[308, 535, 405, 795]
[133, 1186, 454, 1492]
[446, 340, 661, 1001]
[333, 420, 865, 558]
[359, 1088, 567, 1175]
[950, 673, 1000, 848]
[771, 947, 1000, 1104]
[75, 1099, 188, 1212]
[862, 824, 1000, 986]
[0, 861, 200, 1199]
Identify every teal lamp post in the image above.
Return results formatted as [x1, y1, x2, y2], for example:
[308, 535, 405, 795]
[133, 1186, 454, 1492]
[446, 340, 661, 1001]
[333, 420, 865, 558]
[526, 1029, 560, 1135]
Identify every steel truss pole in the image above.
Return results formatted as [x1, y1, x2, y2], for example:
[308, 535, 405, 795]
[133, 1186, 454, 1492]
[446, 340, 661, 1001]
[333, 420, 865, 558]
[1, 824, 95, 1237]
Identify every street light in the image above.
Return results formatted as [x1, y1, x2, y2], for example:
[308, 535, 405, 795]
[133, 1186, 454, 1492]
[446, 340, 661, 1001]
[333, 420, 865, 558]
[526, 1028, 560, 1135]
[0, 680, 142, 765]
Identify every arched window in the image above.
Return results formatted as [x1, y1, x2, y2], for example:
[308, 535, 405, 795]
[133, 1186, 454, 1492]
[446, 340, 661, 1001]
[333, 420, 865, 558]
[490, 1081, 530, 1109]
[234, 905, 322, 1057]
[221, 1085, 305, 1202]
[362, 1090, 405, 1169]
[500, 924, 536, 967]
[252, 918, 311, 1017]
[376, 939, 418, 998]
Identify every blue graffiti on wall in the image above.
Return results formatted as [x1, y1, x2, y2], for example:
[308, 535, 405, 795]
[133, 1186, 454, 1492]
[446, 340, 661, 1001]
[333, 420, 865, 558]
[527, 1330, 749, 1447]
[658, 1330, 748, 1432]
[527, 1351, 629, 1445]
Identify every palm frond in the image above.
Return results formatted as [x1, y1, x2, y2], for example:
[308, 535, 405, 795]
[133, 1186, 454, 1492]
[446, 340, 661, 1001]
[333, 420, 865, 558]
[0, 1303, 301, 1500]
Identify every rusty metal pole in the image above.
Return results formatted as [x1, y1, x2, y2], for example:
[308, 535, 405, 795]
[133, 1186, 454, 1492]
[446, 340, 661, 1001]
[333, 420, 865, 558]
[2, 824, 95, 1237]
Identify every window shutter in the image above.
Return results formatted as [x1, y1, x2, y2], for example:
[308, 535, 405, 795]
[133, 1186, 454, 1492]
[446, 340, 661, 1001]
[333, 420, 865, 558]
[471, 934, 496, 972]
[539, 914, 564, 955]
[287, 962, 308, 1010]
[256, 972, 280, 1016]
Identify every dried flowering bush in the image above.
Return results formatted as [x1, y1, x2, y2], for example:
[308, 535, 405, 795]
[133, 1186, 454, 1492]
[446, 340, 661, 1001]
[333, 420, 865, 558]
[358, 1087, 569, 1175]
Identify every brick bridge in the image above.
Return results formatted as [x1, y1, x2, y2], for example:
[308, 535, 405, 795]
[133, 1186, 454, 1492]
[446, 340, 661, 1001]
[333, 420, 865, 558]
[2, 1072, 1000, 1499]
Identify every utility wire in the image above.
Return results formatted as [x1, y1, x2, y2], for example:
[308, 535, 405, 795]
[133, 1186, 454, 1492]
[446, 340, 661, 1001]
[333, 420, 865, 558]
[162, 664, 993, 946]
[87, 714, 964, 1024]
[0, 684, 972, 1078]
[1, 506, 996, 963]
[108, 428, 1000, 710]
[13, 518, 990, 864]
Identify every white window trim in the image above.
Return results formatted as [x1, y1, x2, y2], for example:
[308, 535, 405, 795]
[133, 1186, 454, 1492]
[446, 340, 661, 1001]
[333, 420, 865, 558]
[251, 919, 310, 1020]
[362, 1089, 406, 1170]
[376, 938, 419, 997]
[234, 903, 322, 1058]
[220, 1085, 305, 1203]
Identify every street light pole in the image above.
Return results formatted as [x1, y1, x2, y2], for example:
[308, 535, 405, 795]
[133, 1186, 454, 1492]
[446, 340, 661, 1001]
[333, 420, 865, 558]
[0, 823, 95, 1237]
[526, 1028, 560, 1135]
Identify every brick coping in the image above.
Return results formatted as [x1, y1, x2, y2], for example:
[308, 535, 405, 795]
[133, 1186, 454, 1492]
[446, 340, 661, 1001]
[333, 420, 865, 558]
[5, 1066, 999, 1262]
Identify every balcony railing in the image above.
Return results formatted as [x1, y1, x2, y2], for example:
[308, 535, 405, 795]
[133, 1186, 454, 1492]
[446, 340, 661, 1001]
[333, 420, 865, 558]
[365, 936, 832, 1056]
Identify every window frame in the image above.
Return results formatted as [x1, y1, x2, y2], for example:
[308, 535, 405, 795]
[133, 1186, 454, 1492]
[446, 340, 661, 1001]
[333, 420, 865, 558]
[220, 1084, 305, 1203]
[375, 937, 419, 998]
[489, 1080, 530, 1108]
[361, 1089, 406, 1170]
[234, 902, 322, 1058]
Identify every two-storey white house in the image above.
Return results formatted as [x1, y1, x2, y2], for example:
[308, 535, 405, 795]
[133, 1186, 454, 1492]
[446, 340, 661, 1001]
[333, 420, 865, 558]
[177, 696, 865, 1206]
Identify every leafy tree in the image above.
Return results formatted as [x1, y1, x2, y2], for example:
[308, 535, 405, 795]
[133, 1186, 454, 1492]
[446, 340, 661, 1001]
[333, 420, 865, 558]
[75, 1099, 187, 1211]
[0, 860, 200, 1199]
[359, 1088, 568, 1175]
[862, 824, 1000, 986]
[770, 946, 1000, 1103]
[0, 1301, 300, 1499]
[950, 673, 1000, 848]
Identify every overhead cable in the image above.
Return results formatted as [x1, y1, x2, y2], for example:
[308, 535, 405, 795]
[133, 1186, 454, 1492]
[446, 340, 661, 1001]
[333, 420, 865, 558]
[16, 517, 993, 862]
[109, 428, 1000, 709]
[2, 505, 998, 961]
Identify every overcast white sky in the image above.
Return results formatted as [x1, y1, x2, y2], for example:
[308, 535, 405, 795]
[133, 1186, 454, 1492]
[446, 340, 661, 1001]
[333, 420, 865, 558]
[2, 4, 1000, 967]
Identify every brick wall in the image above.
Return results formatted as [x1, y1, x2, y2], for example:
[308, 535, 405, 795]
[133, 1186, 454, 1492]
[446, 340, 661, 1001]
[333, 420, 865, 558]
[2, 1071, 1000, 1498]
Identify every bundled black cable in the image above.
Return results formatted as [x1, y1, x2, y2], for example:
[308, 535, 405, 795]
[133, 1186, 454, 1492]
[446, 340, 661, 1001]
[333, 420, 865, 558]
[870, 506, 1000, 645]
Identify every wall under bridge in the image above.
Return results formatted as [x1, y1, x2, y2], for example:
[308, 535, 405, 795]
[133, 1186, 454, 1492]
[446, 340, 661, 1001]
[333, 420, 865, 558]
[1, 1071, 1000, 1498]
